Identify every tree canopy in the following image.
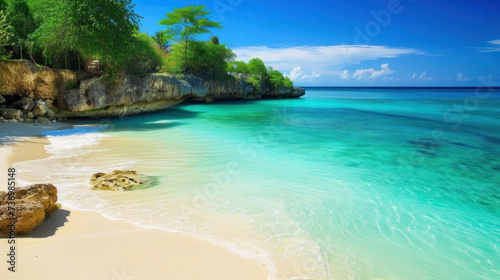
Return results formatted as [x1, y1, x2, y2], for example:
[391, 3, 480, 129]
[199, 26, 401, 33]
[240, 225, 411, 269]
[159, 5, 222, 73]
[5, 0, 37, 59]
[0, 1, 292, 90]
[0, 10, 11, 58]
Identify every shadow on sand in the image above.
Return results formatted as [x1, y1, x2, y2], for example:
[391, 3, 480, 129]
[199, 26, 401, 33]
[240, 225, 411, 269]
[22, 209, 71, 238]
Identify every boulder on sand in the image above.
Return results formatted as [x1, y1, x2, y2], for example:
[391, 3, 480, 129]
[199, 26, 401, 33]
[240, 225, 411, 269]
[0, 184, 59, 237]
[90, 170, 156, 191]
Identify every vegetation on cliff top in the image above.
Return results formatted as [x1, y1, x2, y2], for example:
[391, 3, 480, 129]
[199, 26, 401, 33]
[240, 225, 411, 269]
[0, 0, 293, 91]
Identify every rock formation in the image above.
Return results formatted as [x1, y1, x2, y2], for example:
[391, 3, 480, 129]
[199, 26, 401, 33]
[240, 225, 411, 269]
[90, 170, 156, 191]
[0, 60, 306, 120]
[0, 98, 57, 124]
[0, 61, 78, 100]
[0, 184, 59, 237]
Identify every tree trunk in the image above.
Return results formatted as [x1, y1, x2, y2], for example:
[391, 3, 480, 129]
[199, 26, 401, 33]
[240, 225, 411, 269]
[184, 37, 188, 73]
[84, 55, 93, 72]
[78, 55, 81, 71]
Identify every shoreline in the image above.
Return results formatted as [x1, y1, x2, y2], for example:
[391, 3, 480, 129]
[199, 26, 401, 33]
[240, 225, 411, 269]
[1, 123, 269, 280]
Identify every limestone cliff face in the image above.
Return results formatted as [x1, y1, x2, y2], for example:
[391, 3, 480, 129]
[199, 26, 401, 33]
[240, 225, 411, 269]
[0, 61, 78, 100]
[58, 74, 210, 117]
[262, 86, 306, 99]
[0, 61, 305, 119]
[204, 78, 258, 100]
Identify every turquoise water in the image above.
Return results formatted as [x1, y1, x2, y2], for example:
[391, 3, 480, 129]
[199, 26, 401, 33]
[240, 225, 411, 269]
[15, 87, 500, 279]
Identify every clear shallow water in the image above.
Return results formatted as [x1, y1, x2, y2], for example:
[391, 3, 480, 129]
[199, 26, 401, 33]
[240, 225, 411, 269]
[13, 87, 500, 279]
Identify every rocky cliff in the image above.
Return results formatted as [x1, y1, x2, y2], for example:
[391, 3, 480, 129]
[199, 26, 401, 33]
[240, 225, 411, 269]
[0, 60, 305, 120]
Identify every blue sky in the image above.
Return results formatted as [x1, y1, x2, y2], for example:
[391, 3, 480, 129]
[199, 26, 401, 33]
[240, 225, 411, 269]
[134, 0, 500, 86]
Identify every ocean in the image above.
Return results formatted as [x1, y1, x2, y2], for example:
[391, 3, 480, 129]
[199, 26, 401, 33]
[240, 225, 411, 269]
[14, 87, 500, 279]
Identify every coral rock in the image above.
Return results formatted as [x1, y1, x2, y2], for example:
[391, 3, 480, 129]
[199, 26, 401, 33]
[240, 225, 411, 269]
[0, 184, 59, 237]
[90, 170, 155, 191]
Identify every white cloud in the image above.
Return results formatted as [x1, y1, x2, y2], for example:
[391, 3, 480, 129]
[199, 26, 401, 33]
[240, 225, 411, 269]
[479, 40, 500, 52]
[351, 63, 394, 79]
[456, 73, 471, 82]
[340, 70, 349, 80]
[233, 45, 423, 81]
[286, 67, 304, 80]
[410, 73, 416, 79]
[416, 71, 437, 81]
[419, 71, 428, 80]
[284, 67, 321, 81]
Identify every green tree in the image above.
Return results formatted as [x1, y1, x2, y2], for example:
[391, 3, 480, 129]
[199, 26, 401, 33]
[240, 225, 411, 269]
[33, 0, 145, 80]
[0, 10, 12, 59]
[0, 0, 7, 11]
[210, 35, 219, 45]
[227, 60, 249, 74]
[5, 0, 37, 59]
[269, 68, 285, 88]
[283, 77, 294, 87]
[169, 39, 234, 80]
[159, 5, 222, 73]
[153, 31, 167, 49]
[65, 0, 142, 64]
[247, 58, 267, 76]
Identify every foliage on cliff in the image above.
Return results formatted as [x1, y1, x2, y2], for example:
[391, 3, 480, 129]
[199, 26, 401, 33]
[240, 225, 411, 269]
[228, 58, 294, 92]
[0, 1, 293, 90]
[0, 10, 11, 59]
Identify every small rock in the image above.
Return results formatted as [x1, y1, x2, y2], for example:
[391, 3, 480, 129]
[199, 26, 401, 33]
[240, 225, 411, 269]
[27, 112, 34, 119]
[24, 118, 35, 123]
[18, 118, 24, 123]
[46, 109, 56, 119]
[48, 104, 59, 113]
[90, 170, 156, 191]
[36, 117, 51, 125]
[8, 119, 17, 123]
[32, 104, 47, 117]
[45, 99, 54, 107]
[35, 99, 46, 105]
[1, 119, 7, 123]
[0, 95, 5, 104]
[52, 120, 56, 123]
[1, 108, 22, 120]
[13, 97, 35, 113]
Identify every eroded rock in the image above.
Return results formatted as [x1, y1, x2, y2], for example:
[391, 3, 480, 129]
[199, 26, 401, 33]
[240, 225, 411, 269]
[1, 108, 21, 120]
[0, 184, 59, 237]
[90, 170, 155, 191]
[13, 97, 35, 113]
[32, 104, 47, 117]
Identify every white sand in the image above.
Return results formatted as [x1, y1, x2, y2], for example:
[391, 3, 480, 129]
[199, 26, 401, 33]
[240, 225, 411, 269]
[1, 124, 269, 280]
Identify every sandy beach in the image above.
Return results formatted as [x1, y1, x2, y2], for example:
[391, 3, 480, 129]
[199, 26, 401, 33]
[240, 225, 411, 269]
[1, 124, 268, 280]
